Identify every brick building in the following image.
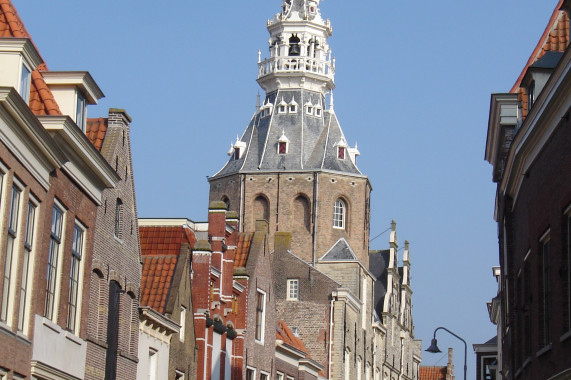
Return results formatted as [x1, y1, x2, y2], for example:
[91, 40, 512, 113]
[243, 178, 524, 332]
[84, 109, 142, 380]
[0, 1, 128, 379]
[138, 220, 200, 380]
[485, 0, 571, 378]
[207, 1, 422, 379]
[419, 348, 454, 380]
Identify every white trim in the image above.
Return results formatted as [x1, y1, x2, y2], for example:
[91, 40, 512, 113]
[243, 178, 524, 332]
[255, 288, 266, 344]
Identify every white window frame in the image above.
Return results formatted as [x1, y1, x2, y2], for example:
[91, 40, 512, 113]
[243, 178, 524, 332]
[246, 367, 256, 380]
[315, 107, 322, 117]
[288, 104, 297, 113]
[175, 370, 184, 380]
[1, 179, 22, 325]
[67, 221, 85, 334]
[278, 104, 287, 114]
[287, 279, 299, 301]
[45, 201, 65, 321]
[276, 372, 284, 380]
[333, 198, 346, 229]
[148, 348, 158, 380]
[260, 371, 270, 380]
[255, 289, 266, 344]
[18, 195, 38, 333]
[306, 105, 313, 115]
[76, 91, 87, 132]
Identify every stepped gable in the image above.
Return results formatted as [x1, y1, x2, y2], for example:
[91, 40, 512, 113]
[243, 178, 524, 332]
[319, 238, 358, 261]
[0, 0, 62, 116]
[511, 0, 569, 118]
[139, 226, 197, 313]
[86, 117, 109, 151]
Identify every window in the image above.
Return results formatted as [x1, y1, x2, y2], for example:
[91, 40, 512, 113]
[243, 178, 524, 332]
[175, 370, 184, 380]
[260, 372, 269, 380]
[76, 92, 87, 132]
[20, 64, 31, 103]
[179, 306, 186, 342]
[276, 372, 284, 380]
[18, 199, 37, 332]
[105, 280, 120, 379]
[45, 204, 64, 320]
[338, 146, 345, 159]
[279, 141, 287, 154]
[481, 356, 497, 380]
[67, 223, 84, 332]
[115, 198, 123, 239]
[279, 105, 286, 113]
[333, 198, 346, 229]
[255, 289, 266, 343]
[286, 376, 295, 380]
[246, 367, 255, 380]
[287, 279, 299, 301]
[289, 104, 297, 113]
[1, 184, 21, 322]
[315, 107, 322, 117]
[528, 81, 535, 110]
[234, 148, 240, 160]
[148, 348, 158, 380]
[539, 233, 551, 347]
[306, 105, 313, 115]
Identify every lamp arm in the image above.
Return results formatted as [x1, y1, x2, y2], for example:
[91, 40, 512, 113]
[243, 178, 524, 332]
[432, 327, 467, 380]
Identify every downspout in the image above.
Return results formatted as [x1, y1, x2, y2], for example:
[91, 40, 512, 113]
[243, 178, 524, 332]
[276, 172, 280, 230]
[203, 325, 209, 380]
[312, 172, 319, 267]
[328, 297, 335, 379]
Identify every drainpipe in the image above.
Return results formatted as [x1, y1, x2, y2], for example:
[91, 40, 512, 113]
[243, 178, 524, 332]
[312, 172, 319, 267]
[240, 174, 245, 232]
[328, 297, 335, 378]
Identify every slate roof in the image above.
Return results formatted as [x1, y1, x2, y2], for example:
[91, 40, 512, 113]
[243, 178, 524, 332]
[86, 117, 108, 151]
[369, 249, 390, 319]
[139, 226, 197, 313]
[0, 0, 62, 116]
[212, 89, 362, 179]
[419, 366, 448, 380]
[319, 238, 358, 261]
[234, 232, 253, 269]
[276, 320, 310, 355]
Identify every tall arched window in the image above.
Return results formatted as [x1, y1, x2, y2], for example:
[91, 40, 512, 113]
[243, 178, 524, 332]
[115, 198, 123, 238]
[253, 195, 270, 222]
[333, 198, 346, 229]
[293, 195, 311, 232]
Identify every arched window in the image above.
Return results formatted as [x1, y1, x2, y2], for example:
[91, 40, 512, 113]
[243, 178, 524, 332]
[294, 195, 311, 232]
[254, 195, 270, 222]
[221, 196, 230, 210]
[333, 198, 346, 229]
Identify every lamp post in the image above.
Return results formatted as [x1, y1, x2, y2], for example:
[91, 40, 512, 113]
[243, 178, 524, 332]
[425, 326, 467, 380]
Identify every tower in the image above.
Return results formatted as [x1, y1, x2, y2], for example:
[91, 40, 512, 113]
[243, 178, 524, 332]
[209, 0, 371, 264]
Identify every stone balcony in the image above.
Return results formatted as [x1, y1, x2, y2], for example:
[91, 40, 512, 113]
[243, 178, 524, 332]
[258, 56, 335, 81]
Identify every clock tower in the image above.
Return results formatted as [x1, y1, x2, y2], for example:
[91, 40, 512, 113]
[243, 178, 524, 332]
[209, 0, 371, 265]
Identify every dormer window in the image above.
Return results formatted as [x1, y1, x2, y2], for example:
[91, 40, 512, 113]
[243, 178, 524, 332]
[315, 106, 322, 117]
[234, 148, 241, 160]
[338, 147, 345, 159]
[19, 64, 31, 103]
[306, 105, 313, 115]
[229, 136, 247, 160]
[288, 99, 298, 113]
[76, 92, 87, 132]
[278, 130, 290, 154]
[528, 80, 535, 110]
[278, 98, 287, 114]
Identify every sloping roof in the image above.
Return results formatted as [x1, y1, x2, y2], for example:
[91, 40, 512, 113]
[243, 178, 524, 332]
[419, 366, 447, 380]
[511, 0, 569, 93]
[86, 117, 108, 151]
[319, 237, 358, 261]
[139, 226, 197, 313]
[234, 232, 253, 269]
[276, 320, 309, 355]
[211, 89, 362, 179]
[0, 0, 62, 116]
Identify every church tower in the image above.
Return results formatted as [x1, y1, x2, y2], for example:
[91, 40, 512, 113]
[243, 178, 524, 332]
[209, 0, 371, 264]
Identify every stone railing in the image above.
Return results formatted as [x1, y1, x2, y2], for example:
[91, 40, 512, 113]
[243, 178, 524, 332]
[257, 56, 335, 80]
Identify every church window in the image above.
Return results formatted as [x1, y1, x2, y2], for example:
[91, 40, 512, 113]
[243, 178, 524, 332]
[338, 146, 345, 159]
[253, 195, 270, 222]
[333, 198, 346, 229]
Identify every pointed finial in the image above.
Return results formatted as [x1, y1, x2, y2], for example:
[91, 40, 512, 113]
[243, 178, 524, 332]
[403, 240, 410, 263]
[391, 220, 396, 232]
[256, 92, 261, 111]
[329, 91, 334, 111]
[258, 49, 261, 63]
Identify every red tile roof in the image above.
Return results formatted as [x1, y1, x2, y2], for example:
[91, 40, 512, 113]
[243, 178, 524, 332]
[86, 118, 108, 151]
[511, 1, 569, 93]
[234, 232, 253, 269]
[0, 0, 29, 38]
[419, 366, 447, 380]
[139, 226, 197, 313]
[276, 320, 309, 355]
[141, 255, 178, 313]
[0, 1, 62, 116]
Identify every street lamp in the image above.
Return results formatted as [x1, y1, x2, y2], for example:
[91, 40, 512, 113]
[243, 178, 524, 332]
[425, 326, 467, 380]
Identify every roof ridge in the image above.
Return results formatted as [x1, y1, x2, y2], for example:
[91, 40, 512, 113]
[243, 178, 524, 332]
[0, 0, 30, 38]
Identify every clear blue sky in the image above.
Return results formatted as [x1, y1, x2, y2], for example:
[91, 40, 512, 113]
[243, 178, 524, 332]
[15, 1, 558, 378]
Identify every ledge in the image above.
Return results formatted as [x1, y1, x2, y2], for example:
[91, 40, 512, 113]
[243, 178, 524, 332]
[536, 343, 552, 358]
[560, 330, 571, 343]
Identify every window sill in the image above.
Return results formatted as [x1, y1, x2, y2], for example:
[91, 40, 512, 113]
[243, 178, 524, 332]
[114, 236, 123, 244]
[0, 320, 14, 337]
[560, 330, 571, 343]
[536, 343, 552, 358]
[16, 330, 31, 345]
[255, 339, 264, 346]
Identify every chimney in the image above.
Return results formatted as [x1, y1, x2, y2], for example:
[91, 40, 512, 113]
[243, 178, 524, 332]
[447, 347, 455, 380]
[274, 231, 292, 254]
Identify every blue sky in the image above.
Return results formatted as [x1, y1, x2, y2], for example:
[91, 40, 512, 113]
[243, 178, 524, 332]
[15, 1, 558, 378]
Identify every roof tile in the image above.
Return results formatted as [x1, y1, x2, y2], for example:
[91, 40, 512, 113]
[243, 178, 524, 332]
[234, 232, 253, 269]
[86, 118, 108, 151]
[276, 320, 310, 356]
[419, 366, 448, 380]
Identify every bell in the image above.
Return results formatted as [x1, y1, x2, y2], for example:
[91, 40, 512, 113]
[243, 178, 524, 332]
[289, 43, 300, 56]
